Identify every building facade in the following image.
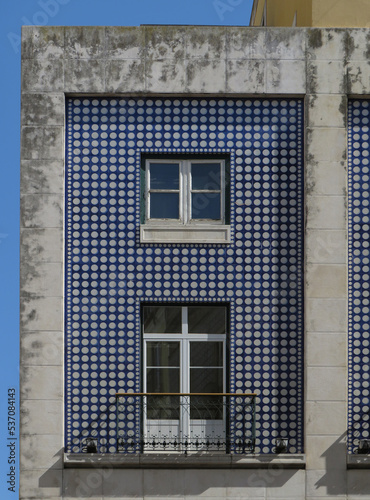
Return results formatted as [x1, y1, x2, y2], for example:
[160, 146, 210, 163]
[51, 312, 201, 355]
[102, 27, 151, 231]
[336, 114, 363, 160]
[250, 0, 370, 27]
[20, 26, 370, 499]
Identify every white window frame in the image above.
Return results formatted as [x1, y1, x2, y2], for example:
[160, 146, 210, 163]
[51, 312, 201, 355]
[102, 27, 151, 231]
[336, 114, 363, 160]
[142, 305, 227, 452]
[141, 158, 231, 243]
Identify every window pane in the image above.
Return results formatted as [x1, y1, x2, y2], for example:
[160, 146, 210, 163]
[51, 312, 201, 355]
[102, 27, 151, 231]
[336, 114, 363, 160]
[146, 342, 180, 367]
[190, 342, 223, 367]
[150, 192, 179, 219]
[190, 368, 223, 393]
[188, 306, 226, 334]
[191, 193, 220, 220]
[147, 368, 180, 393]
[191, 163, 221, 190]
[143, 306, 182, 333]
[150, 163, 179, 189]
[190, 395, 223, 420]
[147, 395, 180, 420]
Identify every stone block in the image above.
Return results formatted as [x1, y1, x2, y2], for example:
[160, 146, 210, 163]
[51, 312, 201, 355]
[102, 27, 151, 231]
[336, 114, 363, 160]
[20, 160, 64, 194]
[187, 59, 227, 93]
[307, 95, 346, 128]
[307, 29, 346, 60]
[21, 93, 64, 126]
[266, 28, 306, 60]
[306, 298, 347, 332]
[64, 26, 105, 59]
[265, 470, 305, 498]
[347, 470, 370, 497]
[21, 261, 62, 297]
[307, 60, 346, 94]
[225, 469, 266, 498]
[226, 28, 266, 60]
[184, 469, 227, 498]
[146, 59, 186, 93]
[21, 399, 63, 435]
[20, 228, 63, 263]
[185, 26, 226, 59]
[21, 127, 64, 161]
[102, 469, 144, 498]
[266, 60, 305, 94]
[306, 264, 346, 298]
[21, 59, 64, 92]
[348, 62, 370, 95]
[20, 468, 62, 499]
[307, 128, 346, 163]
[346, 28, 370, 61]
[20, 194, 63, 228]
[306, 401, 346, 435]
[21, 365, 63, 400]
[106, 59, 145, 93]
[21, 26, 35, 59]
[306, 230, 346, 264]
[306, 469, 347, 498]
[105, 26, 145, 59]
[307, 367, 346, 401]
[143, 469, 187, 497]
[306, 434, 347, 470]
[30, 26, 65, 59]
[20, 296, 62, 331]
[20, 331, 63, 367]
[145, 25, 185, 60]
[306, 196, 346, 230]
[63, 469, 104, 499]
[226, 59, 265, 93]
[307, 162, 346, 196]
[64, 59, 106, 93]
[307, 333, 346, 367]
[21, 434, 63, 470]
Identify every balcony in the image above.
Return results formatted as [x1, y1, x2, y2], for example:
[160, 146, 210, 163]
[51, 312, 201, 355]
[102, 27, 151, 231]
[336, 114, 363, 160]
[115, 393, 256, 454]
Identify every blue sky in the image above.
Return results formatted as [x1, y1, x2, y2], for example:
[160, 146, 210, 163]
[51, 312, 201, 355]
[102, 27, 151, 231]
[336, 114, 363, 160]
[0, 0, 253, 497]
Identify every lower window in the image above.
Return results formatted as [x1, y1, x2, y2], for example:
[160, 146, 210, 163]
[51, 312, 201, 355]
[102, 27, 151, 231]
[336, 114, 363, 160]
[143, 304, 227, 452]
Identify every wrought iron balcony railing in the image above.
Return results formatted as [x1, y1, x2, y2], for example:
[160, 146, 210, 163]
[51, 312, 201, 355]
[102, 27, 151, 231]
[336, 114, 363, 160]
[116, 393, 256, 454]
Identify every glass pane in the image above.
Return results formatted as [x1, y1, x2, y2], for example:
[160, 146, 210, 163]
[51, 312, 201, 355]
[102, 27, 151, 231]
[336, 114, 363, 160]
[146, 342, 180, 367]
[147, 368, 180, 393]
[188, 306, 226, 334]
[150, 192, 179, 219]
[190, 342, 223, 367]
[143, 306, 182, 333]
[150, 162, 179, 189]
[147, 395, 180, 420]
[190, 368, 223, 393]
[191, 163, 221, 190]
[191, 193, 220, 220]
[190, 395, 223, 420]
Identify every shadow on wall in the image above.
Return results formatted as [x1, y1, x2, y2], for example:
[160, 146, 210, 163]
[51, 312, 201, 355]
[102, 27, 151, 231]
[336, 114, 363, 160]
[38, 450, 301, 498]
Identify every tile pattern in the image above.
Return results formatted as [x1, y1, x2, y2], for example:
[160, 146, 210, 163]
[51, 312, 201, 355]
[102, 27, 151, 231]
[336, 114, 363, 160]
[65, 97, 304, 454]
[348, 100, 370, 453]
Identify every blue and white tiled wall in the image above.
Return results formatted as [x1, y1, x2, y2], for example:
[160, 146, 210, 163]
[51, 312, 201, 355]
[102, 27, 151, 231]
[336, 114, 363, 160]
[348, 100, 370, 454]
[65, 97, 304, 454]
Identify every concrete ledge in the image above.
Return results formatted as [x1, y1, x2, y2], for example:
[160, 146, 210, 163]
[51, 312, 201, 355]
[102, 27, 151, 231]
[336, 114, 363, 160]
[64, 453, 305, 469]
[347, 454, 370, 468]
[140, 224, 231, 244]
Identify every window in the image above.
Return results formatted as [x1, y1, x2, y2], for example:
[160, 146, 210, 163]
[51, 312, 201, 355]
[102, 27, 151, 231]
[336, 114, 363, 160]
[142, 305, 227, 452]
[140, 156, 231, 243]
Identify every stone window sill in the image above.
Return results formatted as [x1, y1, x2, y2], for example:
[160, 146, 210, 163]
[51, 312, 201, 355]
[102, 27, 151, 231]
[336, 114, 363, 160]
[140, 224, 231, 244]
[64, 453, 305, 469]
[347, 454, 370, 468]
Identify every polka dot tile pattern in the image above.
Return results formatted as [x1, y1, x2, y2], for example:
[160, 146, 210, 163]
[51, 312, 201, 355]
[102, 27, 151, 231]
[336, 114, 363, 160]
[65, 97, 304, 454]
[348, 100, 370, 454]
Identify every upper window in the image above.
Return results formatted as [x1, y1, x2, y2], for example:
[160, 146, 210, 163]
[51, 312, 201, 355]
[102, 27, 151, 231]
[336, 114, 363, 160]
[140, 156, 231, 244]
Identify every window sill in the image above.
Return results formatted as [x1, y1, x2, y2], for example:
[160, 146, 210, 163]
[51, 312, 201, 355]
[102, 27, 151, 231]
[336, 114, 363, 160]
[64, 453, 305, 469]
[347, 454, 370, 468]
[140, 224, 231, 244]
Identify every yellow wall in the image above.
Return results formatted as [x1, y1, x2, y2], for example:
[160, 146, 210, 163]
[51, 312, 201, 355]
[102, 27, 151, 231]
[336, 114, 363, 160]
[312, 0, 370, 27]
[250, 0, 370, 27]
